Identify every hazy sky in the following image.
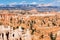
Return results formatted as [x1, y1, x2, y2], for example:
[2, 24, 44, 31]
[0, 0, 60, 6]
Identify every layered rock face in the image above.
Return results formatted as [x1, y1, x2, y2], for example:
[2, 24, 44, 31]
[0, 10, 60, 40]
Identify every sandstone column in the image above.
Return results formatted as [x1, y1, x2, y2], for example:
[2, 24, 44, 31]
[24, 29, 32, 40]
[4, 32, 7, 40]
[0, 33, 3, 40]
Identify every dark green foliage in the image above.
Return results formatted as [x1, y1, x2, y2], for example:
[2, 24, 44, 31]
[29, 20, 33, 30]
[42, 20, 45, 24]
[41, 34, 44, 38]
[16, 26, 19, 29]
[21, 27, 24, 30]
[30, 20, 36, 30]
[18, 18, 23, 24]
[10, 17, 12, 23]
[49, 32, 57, 40]
[31, 29, 36, 35]
[52, 22, 57, 26]
[13, 27, 15, 30]
[29, 20, 36, 35]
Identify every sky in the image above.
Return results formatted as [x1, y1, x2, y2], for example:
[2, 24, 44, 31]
[0, 0, 60, 6]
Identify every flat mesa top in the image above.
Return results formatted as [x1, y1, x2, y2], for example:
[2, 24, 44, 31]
[0, 10, 59, 16]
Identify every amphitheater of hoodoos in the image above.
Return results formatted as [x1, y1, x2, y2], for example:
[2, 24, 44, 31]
[0, 10, 60, 40]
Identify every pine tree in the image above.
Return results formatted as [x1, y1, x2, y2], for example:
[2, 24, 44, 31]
[49, 32, 57, 40]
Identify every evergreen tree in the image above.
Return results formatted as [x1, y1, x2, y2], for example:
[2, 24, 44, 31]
[49, 32, 57, 40]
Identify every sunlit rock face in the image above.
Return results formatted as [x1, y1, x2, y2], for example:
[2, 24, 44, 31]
[0, 26, 32, 40]
[0, 10, 60, 40]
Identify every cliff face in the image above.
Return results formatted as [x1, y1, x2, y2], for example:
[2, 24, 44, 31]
[0, 10, 60, 40]
[0, 10, 59, 27]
